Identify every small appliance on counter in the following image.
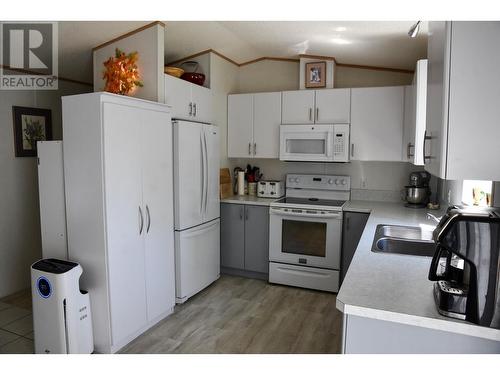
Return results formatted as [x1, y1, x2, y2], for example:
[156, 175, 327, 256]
[257, 180, 285, 198]
[429, 205, 500, 329]
[404, 171, 431, 208]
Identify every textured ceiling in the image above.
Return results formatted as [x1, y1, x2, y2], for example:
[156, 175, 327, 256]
[57, 21, 428, 83]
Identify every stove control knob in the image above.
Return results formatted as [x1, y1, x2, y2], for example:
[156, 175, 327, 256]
[341, 179, 347, 185]
[335, 179, 340, 185]
[295, 178, 300, 183]
[328, 179, 334, 184]
[288, 177, 294, 183]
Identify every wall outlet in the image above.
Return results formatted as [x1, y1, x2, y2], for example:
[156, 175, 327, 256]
[361, 177, 367, 189]
[447, 189, 451, 204]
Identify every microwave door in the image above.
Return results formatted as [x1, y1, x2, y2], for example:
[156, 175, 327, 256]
[280, 124, 334, 162]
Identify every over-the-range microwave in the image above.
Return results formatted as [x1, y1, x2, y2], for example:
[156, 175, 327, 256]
[279, 124, 350, 162]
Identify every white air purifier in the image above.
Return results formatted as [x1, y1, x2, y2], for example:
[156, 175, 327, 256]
[31, 258, 94, 354]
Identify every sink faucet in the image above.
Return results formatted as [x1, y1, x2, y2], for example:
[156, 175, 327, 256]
[427, 213, 442, 224]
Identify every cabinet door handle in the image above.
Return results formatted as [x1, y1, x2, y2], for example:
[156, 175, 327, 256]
[240, 207, 244, 220]
[351, 143, 355, 158]
[245, 207, 249, 221]
[423, 130, 432, 163]
[346, 216, 350, 231]
[193, 103, 197, 117]
[309, 108, 312, 121]
[146, 205, 151, 233]
[189, 102, 193, 116]
[316, 107, 319, 122]
[407, 142, 414, 159]
[138, 206, 144, 235]
[253, 143, 256, 155]
[248, 142, 251, 155]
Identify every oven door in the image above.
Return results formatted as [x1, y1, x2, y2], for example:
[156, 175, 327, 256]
[269, 207, 342, 269]
[279, 124, 334, 162]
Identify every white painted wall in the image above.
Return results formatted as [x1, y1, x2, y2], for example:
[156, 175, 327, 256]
[237, 60, 300, 93]
[0, 73, 91, 298]
[335, 65, 413, 88]
[93, 23, 165, 102]
[209, 53, 239, 168]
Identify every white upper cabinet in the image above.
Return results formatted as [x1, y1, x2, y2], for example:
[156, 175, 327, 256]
[191, 84, 213, 124]
[282, 90, 315, 124]
[164, 73, 191, 120]
[403, 60, 427, 166]
[351, 86, 404, 161]
[425, 22, 450, 178]
[426, 21, 500, 181]
[228, 94, 253, 158]
[314, 88, 351, 124]
[253, 92, 281, 158]
[282, 89, 351, 124]
[228, 92, 281, 159]
[164, 74, 213, 123]
[403, 85, 415, 163]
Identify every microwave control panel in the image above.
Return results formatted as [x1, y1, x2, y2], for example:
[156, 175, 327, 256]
[333, 124, 349, 162]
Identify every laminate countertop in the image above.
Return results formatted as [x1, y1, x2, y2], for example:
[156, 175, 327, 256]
[220, 195, 278, 206]
[338, 200, 500, 343]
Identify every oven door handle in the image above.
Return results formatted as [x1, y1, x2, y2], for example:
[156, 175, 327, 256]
[270, 208, 342, 219]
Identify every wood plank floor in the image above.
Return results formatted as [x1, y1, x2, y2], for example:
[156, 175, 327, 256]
[121, 275, 342, 354]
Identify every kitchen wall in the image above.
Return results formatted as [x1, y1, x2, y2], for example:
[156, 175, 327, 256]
[0, 75, 91, 298]
[225, 57, 417, 201]
[334, 65, 414, 88]
[237, 60, 300, 93]
[209, 53, 239, 168]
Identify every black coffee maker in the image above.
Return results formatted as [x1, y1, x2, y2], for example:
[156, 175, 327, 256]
[429, 205, 500, 328]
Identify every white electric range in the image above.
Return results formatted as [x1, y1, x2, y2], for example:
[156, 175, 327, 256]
[268, 174, 351, 292]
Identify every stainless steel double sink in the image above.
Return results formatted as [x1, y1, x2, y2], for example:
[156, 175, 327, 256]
[371, 224, 436, 257]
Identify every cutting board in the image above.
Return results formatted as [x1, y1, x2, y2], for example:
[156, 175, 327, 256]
[220, 168, 232, 199]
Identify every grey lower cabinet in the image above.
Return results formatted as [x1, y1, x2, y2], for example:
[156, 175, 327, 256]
[220, 203, 269, 277]
[341, 211, 369, 283]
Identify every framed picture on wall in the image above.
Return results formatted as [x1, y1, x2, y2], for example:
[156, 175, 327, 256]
[305, 61, 327, 88]
[12, 106, 52, 157]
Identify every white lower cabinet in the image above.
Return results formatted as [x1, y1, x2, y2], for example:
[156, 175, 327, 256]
[350, 86, 404, 161]
[62, 93, 175, 353]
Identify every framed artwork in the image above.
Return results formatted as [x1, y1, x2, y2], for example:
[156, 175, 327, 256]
[305, 61, 327, 88]
[12, 106, 52, 157]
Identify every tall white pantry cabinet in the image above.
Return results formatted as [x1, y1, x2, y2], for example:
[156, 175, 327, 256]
[62, 93, 175, 353]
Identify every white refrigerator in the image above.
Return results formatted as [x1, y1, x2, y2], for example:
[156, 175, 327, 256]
[173, 120, 220, 303]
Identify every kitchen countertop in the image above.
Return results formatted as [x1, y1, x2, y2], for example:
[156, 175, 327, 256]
[220, 195, 278, 206]
[338, 200, 500, 342]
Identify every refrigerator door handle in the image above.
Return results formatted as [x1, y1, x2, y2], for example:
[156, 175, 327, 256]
[200, 132, 205, 215]
[138, 206, 144, 235]
[146, 204, 151, 233]
[203, 128, 209, 215]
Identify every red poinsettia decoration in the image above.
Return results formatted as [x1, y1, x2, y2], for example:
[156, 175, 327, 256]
[103, 48, 143, 95]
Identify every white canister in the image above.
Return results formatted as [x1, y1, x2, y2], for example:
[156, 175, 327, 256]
[237, 171, 245, 196]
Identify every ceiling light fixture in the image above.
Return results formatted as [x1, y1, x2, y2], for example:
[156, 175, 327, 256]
[331, 35, 351, 45]
[408, 21, 421, 38]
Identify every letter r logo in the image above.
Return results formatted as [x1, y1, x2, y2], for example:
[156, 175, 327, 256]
[2, 23, 53, 74]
